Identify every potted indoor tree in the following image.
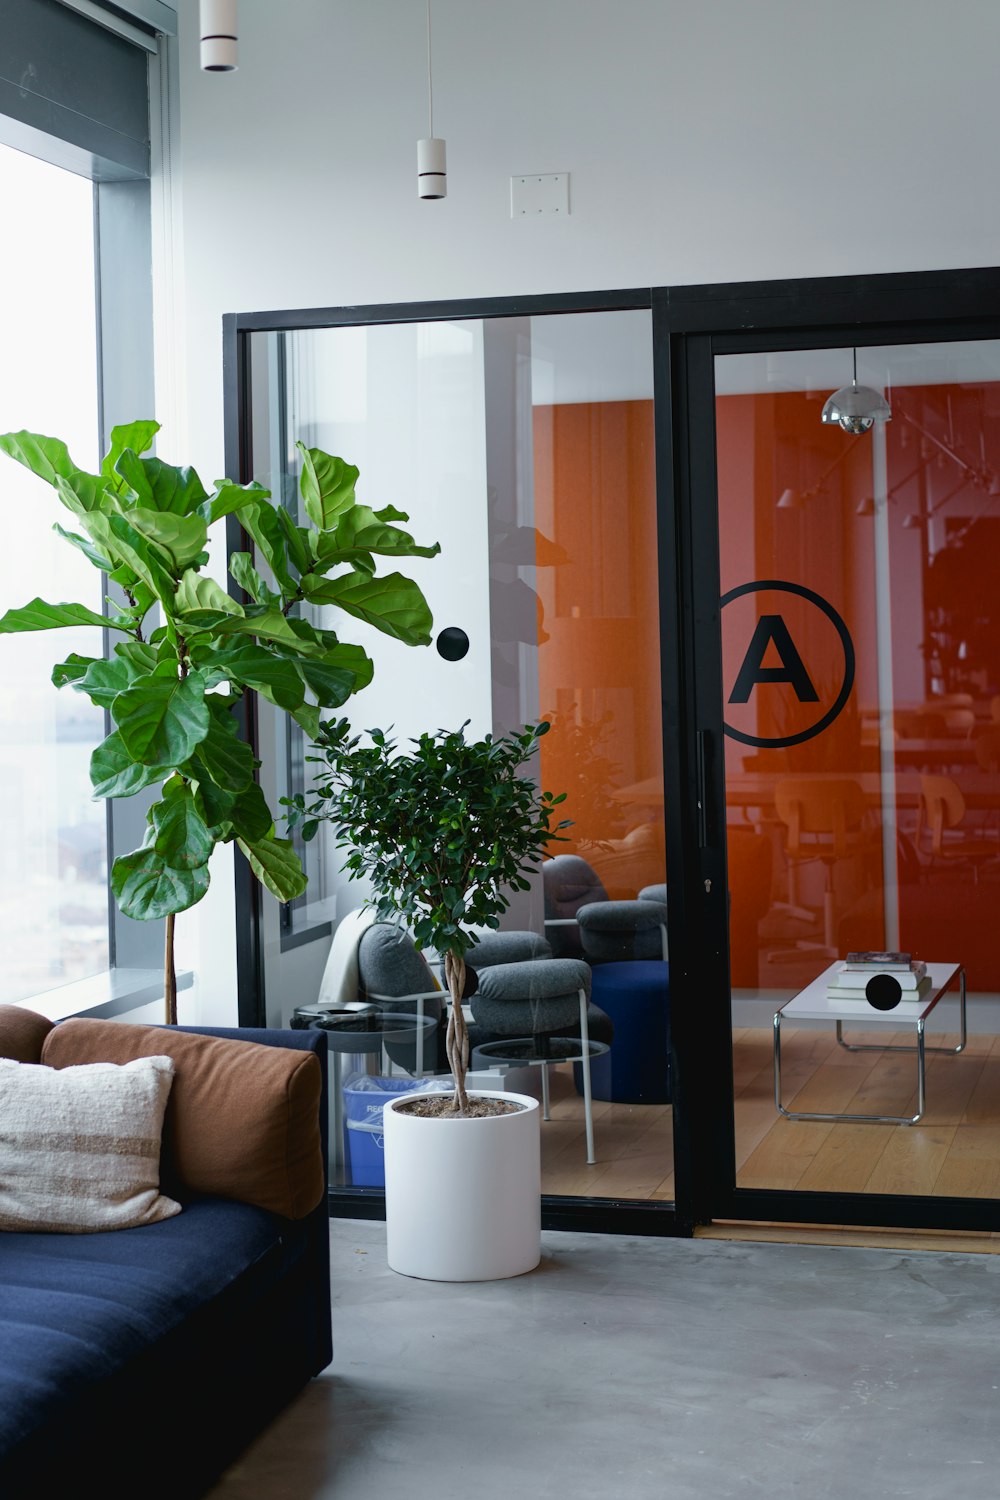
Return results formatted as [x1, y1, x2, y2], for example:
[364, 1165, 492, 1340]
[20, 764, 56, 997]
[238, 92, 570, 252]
[285, 716, 570, 1280]
[0, 423, 439, 1021]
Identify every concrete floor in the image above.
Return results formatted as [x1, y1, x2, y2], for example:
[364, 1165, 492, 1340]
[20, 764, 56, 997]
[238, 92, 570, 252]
[209, 1220, 1000, 1500]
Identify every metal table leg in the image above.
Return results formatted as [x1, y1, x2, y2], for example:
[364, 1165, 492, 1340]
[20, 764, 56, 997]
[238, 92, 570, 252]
[835, 968, 966, 1057]
[774, 1006, 931, 1126]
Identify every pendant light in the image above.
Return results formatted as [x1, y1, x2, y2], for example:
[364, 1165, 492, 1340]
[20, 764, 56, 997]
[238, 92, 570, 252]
[200, 0, 238, 72]
[418, 1, 446, 198]
[821, 349, 891, 434]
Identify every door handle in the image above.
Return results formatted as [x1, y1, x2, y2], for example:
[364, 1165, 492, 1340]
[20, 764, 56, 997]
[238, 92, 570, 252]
[696, 729, 709, 848]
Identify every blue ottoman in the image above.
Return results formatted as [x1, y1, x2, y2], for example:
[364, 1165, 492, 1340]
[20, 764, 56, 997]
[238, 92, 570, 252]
[573, 960, 671, 1104]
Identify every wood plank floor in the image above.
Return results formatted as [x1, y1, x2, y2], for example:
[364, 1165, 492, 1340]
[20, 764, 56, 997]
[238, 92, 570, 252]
[539, 1027, 1000, 1211]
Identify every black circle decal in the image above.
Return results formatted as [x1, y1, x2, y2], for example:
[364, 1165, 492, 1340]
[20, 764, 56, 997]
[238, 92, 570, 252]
[436, 627, 470, 662]
[720, 579, 855, 749]
[866, 973, 903, 1011]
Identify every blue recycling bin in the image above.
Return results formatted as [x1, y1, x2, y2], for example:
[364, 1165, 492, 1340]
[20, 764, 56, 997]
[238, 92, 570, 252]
[342, 1074, 452, 1187]
[573, 960, 671, 1105]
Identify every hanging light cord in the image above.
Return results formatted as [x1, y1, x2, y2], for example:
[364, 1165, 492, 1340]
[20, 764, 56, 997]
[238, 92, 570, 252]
[426, 0, 434, 138]
[853, 346, 858, 390]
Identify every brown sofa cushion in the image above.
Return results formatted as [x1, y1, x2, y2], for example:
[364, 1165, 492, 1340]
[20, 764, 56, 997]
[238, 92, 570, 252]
[41, 1019, 324, 1220]
[0, 1005, 54, 1063]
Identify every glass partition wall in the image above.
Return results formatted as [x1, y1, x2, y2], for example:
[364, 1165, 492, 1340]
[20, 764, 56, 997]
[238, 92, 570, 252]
[231, 269, 1000, 1238]
[241, 304, 675, 1215]
[718, 341, 1000, 1204]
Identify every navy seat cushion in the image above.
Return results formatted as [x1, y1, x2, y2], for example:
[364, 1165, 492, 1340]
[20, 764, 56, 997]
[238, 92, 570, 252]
[0, 1197, 306, 1462]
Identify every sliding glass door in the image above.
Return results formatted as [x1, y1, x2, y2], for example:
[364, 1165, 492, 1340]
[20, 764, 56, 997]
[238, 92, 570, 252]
[672, 269, 1000, 1233]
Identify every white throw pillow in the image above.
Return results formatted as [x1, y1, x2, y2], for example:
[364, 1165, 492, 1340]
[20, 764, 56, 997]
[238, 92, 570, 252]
[0, 1055, 182, 1232]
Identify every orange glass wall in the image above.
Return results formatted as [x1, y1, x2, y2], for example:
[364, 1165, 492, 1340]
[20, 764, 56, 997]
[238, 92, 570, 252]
[533, 400, 664, 900]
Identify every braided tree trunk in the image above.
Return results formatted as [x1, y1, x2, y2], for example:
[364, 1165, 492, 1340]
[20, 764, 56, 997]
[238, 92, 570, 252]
[444, 951, 470, 1115]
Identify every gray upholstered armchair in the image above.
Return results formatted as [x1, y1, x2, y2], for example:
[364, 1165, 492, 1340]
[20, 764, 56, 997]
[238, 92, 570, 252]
[355, 921, 613, 1164]
[542, 854, 668, 964]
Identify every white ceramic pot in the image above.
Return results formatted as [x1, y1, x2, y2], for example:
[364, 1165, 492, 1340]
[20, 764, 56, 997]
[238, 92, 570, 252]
[383, 1089, 541, 1281]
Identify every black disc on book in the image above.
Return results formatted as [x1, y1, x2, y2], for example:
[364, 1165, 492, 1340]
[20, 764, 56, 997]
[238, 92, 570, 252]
[866, 972, 903, 1010]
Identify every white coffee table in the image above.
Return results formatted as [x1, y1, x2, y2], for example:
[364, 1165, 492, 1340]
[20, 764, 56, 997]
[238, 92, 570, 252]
[773, 961, 966, 1126]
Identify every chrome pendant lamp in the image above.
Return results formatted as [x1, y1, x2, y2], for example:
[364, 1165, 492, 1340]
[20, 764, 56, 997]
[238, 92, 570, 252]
[821, 348, 891, 434]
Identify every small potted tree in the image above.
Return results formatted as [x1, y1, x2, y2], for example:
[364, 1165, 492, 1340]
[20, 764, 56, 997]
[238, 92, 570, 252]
[286, 716, 570, 1280]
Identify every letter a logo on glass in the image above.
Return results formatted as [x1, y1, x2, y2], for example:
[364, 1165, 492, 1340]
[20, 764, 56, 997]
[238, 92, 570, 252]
[721, 580, 855, 748]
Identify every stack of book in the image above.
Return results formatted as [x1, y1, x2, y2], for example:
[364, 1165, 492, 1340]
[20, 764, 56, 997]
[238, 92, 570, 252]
[827, 951, 931, 1003]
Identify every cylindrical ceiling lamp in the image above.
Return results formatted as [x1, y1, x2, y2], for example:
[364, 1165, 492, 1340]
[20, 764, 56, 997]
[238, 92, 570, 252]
[418, 137, 447, 199]
[418, 0, 446, 198]
[200, 0, 238, 73]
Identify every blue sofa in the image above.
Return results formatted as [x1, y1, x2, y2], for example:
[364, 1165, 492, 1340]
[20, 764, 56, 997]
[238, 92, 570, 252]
[0, 1015, 332, 1500]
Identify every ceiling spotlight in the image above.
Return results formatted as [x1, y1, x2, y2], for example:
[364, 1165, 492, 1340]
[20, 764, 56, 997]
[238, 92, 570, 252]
[821, 349, 892, 434]
[902, 512, 922, 529]
[776, 488, 800, 510]
[200, 0, 238, 72]
[855, 495, 876, 517]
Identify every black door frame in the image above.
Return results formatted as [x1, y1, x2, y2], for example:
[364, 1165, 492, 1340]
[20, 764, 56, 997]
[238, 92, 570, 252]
[224, 264, 1000, 1235]
[224, 287, 695, 1235]
[666, 264, 1000, 1234]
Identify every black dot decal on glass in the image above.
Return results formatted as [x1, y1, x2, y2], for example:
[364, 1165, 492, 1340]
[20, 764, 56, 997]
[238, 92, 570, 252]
[436, 627, 469, 661]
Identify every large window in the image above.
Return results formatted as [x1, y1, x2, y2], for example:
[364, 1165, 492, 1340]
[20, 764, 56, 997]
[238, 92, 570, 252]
[0, 0, 167, 1011]
[0, 143, 107, 1000]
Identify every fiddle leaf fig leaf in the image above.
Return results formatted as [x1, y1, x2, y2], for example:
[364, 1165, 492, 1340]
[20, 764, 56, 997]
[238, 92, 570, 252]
[0, 598, 129, 634]
[111, 668, 211, 767]
[52, 653, 100, 689]
[313, 505, 440, 570]
[126, 508, 208, 569]
[90, 731, 166, 799]
[111, 845, 210, 920]
[134, 457, 209, 516]
[101, 421, 160, 482]
[275, 505, 311, 574]
[296, 443, 359, 530]
[291, 701, 322, 739]
[300, 570, 433, 645]
[85, 511, 179, 606]
[237, 832, 307, 903]
[191, 700, 255, 791]
[0, 431, 78, 486]
[76, 655, 142, 709]
[151, 782, 214, 869]
[211, 642, 305, 711]
[292, 655, 357, 708]
[239, 501, 296, 594]
[175, 569, 244, 621]
[202, 478, 271, 524]
[189, 769, 236, 830]
[54, 472, 113, 517]
[228, 781, 273, 843]
[53, 523, 112, 571]
[229, 551, 276, 605]
[112, 449, 155, 507]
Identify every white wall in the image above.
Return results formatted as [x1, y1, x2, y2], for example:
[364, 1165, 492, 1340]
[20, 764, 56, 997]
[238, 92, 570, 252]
[159, 0, 1000, 1021]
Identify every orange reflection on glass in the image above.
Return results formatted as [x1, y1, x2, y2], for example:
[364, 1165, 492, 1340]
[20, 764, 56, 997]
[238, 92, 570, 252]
[533, 399, 664, 904]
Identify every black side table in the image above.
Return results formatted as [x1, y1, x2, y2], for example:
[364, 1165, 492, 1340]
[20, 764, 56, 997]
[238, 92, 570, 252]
[292, 1004, 439, 1176]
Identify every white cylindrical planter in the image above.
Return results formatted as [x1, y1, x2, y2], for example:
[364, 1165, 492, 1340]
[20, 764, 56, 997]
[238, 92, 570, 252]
[200, 0, 238, 71]
[417, 137, 447, 199]
[384, 1090, 540, 1281]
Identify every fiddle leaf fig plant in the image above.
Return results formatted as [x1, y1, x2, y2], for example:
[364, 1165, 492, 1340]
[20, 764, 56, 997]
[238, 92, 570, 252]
[285, 718, 570, 1114]
[0, 423, 439, 1023]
